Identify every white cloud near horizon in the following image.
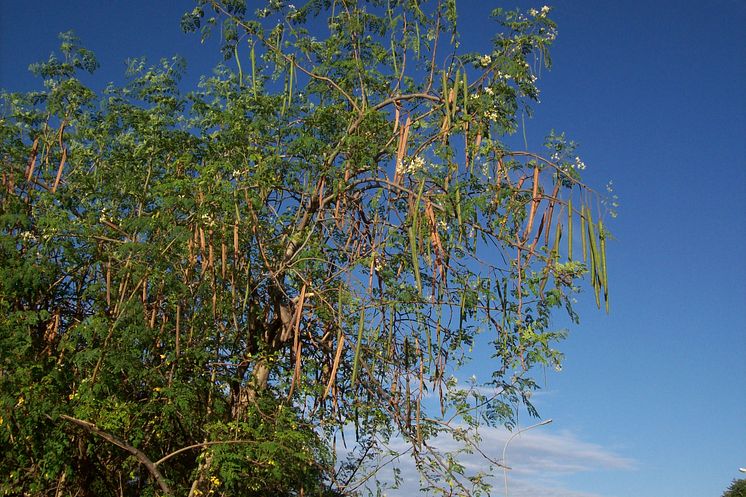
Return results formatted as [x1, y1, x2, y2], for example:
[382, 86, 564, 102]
[354, 425, 635, 497]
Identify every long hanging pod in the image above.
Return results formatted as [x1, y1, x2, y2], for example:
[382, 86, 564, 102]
[390, 36, 398, 74]
[234, 44, 243, 87]
[599, 220, 609, 312]
[350, 306, 367, 388]
[567, 198, 573, 260]
[454, 185, 463, 243]
[281, 75, 288, 116]
[281, 58, 294, 116]
[458, 287, 466, 332]
[250, 41, 257, 96]
[581, 205, 588, 263]
[441, 69, 451, 131]
[288, 58, 294, 107]
[414, 22, 421, 57]
[552, 220, 562, 262]
[410, 180, 426, 295]
[450, 69, 459, 120]
[586, 208, 601, 309]
[598, 220, 607, 288]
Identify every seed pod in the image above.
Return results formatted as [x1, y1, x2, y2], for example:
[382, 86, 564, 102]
[410, 224, 422, 295]
[587, 210, 602, 309]
[442, 69, 449, 117]
[599, 220, 609, 312]
[567, 198, 573, 260]
[350, 306, 366, 388]
[552, 222, 562, 262]
[581, 205, 588, 263]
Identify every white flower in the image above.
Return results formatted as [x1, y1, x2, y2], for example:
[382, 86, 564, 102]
[484, 86, 494, 95]
[484, 109, 500, 121]
[20, 231, 36, 242]
[573, 156, 586, 170]
[479, 54, 492, 67]
[201, 213, 217, 228]
[372, 251, 385, 272]
[541, 5, 551, 15]
[529, 8, 538, 16]
[411, 156, 426, 173]
[397, 156, 426, 175]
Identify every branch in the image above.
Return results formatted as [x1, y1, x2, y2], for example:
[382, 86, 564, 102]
[155, 440, 256, 467]
[213, 3, 361, 113]
[59, 415, 173, 496]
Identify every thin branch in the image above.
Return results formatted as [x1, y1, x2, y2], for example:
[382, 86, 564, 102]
[155, 440, 256, 467]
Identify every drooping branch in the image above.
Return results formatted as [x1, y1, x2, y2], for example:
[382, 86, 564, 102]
[59, 415, 173, 496]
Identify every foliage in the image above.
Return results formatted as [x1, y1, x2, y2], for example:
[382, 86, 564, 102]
[723, 479, 746, 497]
[0, 2, 611, 496]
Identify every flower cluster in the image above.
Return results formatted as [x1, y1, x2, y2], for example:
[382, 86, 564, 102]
[604, 181, 620, 218]
[552, 153, 587, 173]
[374, 258, 385, 273]
[200, 212, 217, 228]
[99, 207, 113, 223]
[479, 54, 492, 67]
[483, 109, 500, 122]
[397, 156, 426, 175]
[529, 5, 551, 17]
[495, 70, 511, 81]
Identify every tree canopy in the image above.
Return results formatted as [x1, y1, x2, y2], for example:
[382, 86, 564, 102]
[723, 479, 746, 497]
[0, 1, 611, 496]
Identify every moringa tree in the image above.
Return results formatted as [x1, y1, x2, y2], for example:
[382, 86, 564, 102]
[722, 479, 746, 497]
[0, 1, 611, 496]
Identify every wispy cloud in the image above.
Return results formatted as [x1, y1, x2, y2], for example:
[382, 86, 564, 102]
[356, 425, 635, 497]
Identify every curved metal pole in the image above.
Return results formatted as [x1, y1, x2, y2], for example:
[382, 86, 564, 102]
[501, 418, 552, 497]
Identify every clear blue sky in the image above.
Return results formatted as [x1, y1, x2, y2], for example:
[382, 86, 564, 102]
[1, 1, 744, 496]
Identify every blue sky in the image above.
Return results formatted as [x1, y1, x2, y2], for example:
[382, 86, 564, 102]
[1, 1, 744, 496]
